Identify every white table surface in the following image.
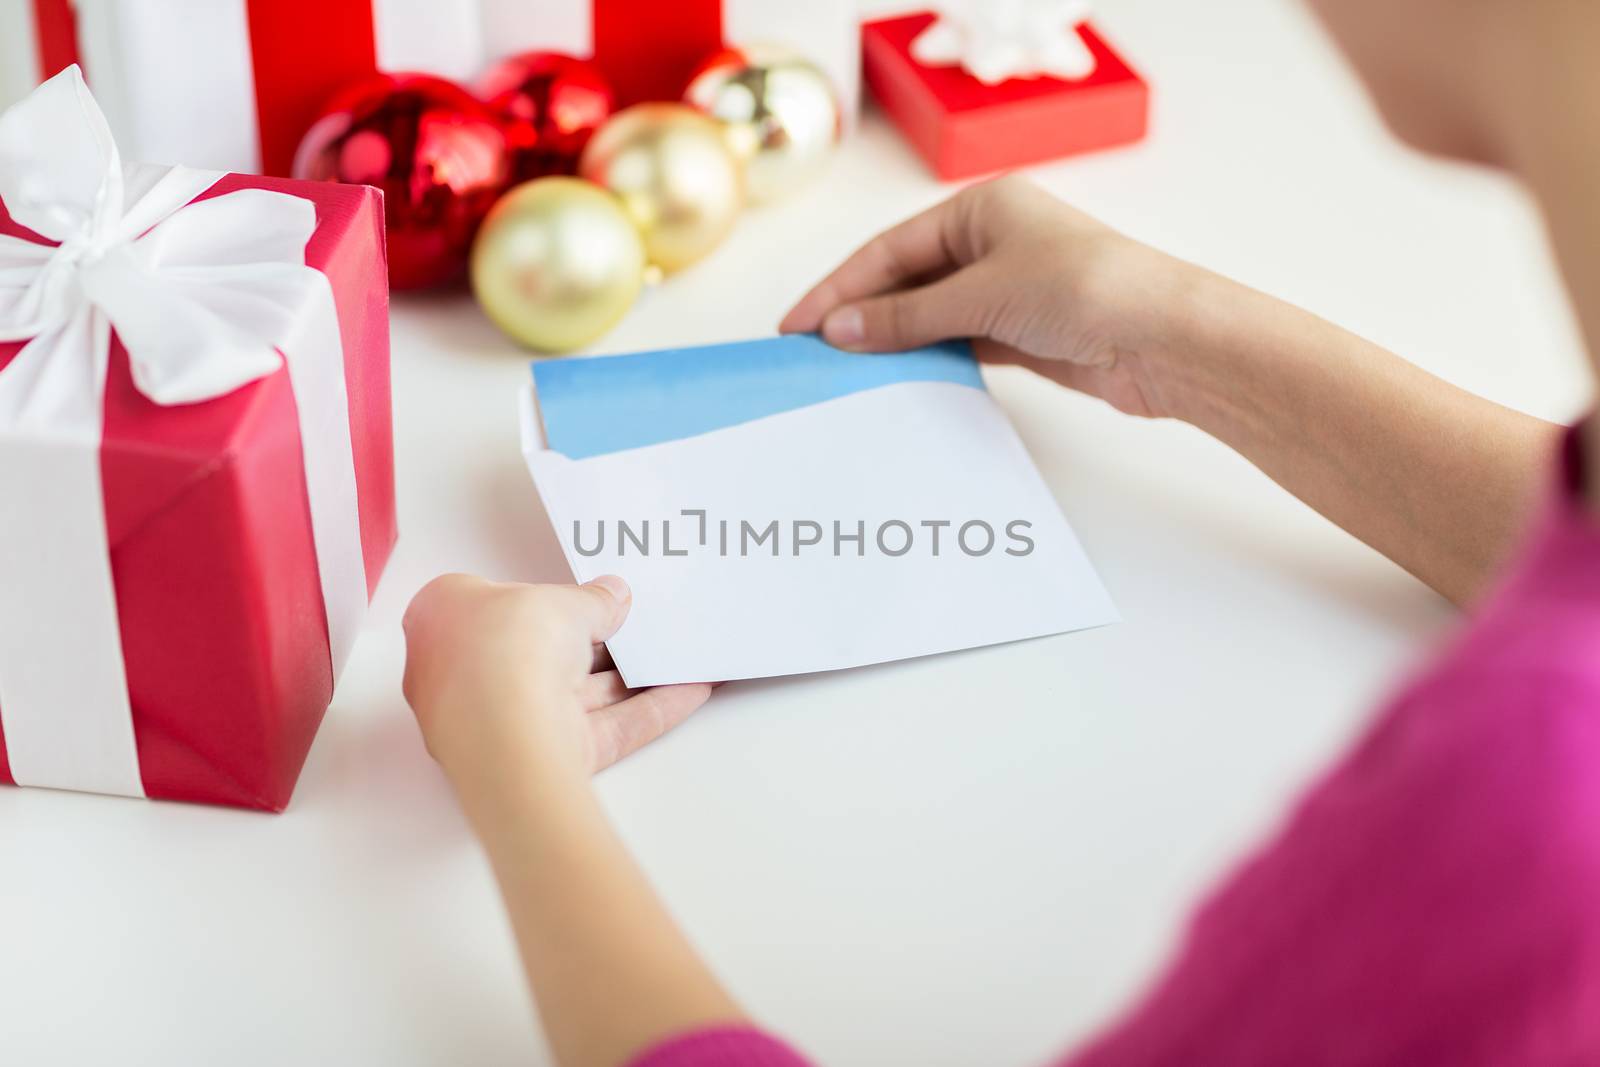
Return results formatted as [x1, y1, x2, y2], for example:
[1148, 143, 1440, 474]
[2, 1, 1593, 1064]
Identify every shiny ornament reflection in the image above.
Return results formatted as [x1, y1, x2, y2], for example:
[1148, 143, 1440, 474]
[294, 74, 510, 290]
[470, 177, 646, 353]
[578, 103, 743, 273]
[479, 51, 614, 183]
[684, 46, 841, 203]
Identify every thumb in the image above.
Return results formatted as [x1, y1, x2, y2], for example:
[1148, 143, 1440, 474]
[819, 270, 983, 353]
[571, 575, 632, 643]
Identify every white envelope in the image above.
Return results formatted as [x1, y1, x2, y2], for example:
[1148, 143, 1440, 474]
[520, 337, 1117, 687]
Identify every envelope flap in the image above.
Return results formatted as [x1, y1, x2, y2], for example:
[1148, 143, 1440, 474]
[530, 335, 981, 459]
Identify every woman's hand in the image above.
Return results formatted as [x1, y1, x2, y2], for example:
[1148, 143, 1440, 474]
[402, 574, 712, 792]
[402, 576, 745, 1067]
[780, 174, 1212, 419]
[784, 175, 1555, 605]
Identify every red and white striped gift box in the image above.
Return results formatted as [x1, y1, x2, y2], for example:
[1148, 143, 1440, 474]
[0, 0, 858, 177]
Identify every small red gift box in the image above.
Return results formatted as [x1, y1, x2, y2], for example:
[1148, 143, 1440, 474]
[862, 12, 1149, 181]
[0, 73, 396, 811]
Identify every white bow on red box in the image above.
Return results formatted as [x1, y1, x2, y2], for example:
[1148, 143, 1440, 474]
[0, 67, 382, 805]
[912, 0, 1100, 85]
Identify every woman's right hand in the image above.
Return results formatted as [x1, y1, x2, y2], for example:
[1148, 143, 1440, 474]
[780, 175, 1219, 420]
[783, 175, 1556, 608]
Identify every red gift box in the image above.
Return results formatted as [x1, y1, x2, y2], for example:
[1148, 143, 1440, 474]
[0, 174, 395, 812]
[862, 12, 1149, 181]
[18, 0, 750, 177]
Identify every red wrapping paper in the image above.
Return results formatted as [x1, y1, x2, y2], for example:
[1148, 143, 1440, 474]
[29, 0, 78, 83]
[0, 176, 396, 811]
[862, 12, 1149, 181]
[593, 0, 722, 108]
[247, 0, 380, 185]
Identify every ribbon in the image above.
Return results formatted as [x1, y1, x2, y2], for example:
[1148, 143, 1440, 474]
[0, 67, 368, 797]
[912, 0, 1098, 86]
[30, 0, 79, 86]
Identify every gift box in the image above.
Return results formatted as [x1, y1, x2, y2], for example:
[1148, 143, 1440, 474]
[862, 11, 1149, 181]
[4, 0, 860, 178]
[0, 68, 395, 810]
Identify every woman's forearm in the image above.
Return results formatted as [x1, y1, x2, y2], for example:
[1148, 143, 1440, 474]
[459, 739, 746, 1067]
[1141, 269, 1559, 605]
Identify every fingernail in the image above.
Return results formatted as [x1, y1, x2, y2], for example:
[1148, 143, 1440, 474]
[822, 306, 864, 346]
[590, 574, 630, 602]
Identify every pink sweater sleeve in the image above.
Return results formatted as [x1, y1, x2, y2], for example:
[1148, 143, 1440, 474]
[625, 1027, 815, 1067]
[1062, 676, 1600, 1065]
[1061, 449, 1600, 1066]
[628, 430, 1600, 1067]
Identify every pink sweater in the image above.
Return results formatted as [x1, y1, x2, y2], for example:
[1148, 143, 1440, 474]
[631, 428, 1600, 1067]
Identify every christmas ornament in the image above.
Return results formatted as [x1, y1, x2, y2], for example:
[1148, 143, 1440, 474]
[578, 103, 743, 273]
[479, 52, 614, 183]
[912, 0, 1098, 86]
[294, 74, 510, 290]
[684, 46, 842, 204]
[471, 177, 647, 353]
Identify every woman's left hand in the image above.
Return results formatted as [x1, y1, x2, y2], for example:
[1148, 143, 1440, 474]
[403, 575, 746, 1067]
[402, 574, 714, 794]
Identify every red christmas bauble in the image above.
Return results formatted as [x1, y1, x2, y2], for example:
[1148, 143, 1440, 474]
[479, 52, 614, 183]
[294, 74, 510, 290]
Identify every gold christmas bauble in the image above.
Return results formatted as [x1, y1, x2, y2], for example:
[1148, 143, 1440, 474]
[578, 103, 744, 273]
[470, 177, 646, 353]
[684, 45, 841, 204]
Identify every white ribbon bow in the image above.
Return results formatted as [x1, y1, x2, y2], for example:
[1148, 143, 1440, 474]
[0, 67, 368, 798]
[912, 0, 1098, 86]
